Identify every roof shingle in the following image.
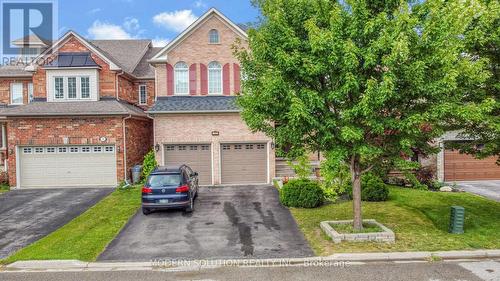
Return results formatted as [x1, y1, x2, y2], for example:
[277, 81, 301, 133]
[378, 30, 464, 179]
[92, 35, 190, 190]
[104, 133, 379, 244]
[1, 99, 147, 117]
[147, 96, 240, 113]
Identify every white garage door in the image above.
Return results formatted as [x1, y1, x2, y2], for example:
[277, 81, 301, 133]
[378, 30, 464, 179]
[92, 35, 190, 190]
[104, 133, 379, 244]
[18, 145, 117, 188]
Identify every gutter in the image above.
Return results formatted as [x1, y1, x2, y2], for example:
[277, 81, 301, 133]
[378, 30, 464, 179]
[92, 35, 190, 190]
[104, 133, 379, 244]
[145, 110, 241, 114]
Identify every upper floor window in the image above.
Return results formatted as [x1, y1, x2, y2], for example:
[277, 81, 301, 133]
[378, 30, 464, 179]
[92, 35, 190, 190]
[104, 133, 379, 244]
[139, 84, 147, 105]
[81, 77, 90, 99]
[174, 62, 189, 95]
[53, 76, 91, 100]
[28, 82, 33, 103]
[68, 77, 77, 99]
[208, 61, 222, 94]
[209, 29, 219, 44]
[10, 83, 23, 104]
[54, 77, 64, 99]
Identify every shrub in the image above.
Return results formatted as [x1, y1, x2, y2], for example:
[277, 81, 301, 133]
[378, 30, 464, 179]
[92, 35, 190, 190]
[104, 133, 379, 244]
[280, 178, 324, 208]
[141, 150, 157, 183]
[320, 161, 351, 201]
[404, 171, 428, 190]
[347, 173, 390, 202]
[0, 171, 8, 185]
[415, 167, 435, 187]
[287, 154, 312, 179]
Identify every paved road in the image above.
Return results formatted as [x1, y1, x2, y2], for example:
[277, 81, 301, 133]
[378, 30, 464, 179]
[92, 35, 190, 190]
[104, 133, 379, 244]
[0, 188, 112, 259]
[452, 181, 500, 202]
[2, 260, 499, 281]
[98, 185, 313, 261]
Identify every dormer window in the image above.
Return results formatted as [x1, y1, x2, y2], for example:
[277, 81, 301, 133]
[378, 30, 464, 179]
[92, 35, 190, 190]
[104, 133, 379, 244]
[209, 29, 219, 44]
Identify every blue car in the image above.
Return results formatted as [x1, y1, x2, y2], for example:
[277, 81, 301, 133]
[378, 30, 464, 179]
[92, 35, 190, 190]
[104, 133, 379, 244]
[141, 165, 199, 215]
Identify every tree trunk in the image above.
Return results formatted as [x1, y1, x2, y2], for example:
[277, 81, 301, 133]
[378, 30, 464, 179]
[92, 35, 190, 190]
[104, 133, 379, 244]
[350, 156, 363, 230]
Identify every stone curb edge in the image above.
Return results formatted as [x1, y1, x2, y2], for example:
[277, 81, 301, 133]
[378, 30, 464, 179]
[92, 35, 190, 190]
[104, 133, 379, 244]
[1, 250, 499, 272]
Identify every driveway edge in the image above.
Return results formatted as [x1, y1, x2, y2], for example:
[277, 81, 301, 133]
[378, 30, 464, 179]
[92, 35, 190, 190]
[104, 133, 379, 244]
[2, 250, 500, 272]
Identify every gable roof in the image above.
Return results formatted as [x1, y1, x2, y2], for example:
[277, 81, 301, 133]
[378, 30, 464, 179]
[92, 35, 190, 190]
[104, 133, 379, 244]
[89, 39, 152, 74]
[22, 30, 157, 79]
[25, 30, 122, 72]
[150, 8, 248, 63]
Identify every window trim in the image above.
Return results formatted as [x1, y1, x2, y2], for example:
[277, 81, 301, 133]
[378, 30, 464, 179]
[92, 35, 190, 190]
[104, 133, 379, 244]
[208, 61, 223, 95]
[54, 77, 65, 100]
[174, 62, 189, 95]
[10, 82, 24, 105]
[208, 29, 220, 44]
[80, 76, 90, 99]
[138, 84, 147, 105]
[67, 77, 77, 99]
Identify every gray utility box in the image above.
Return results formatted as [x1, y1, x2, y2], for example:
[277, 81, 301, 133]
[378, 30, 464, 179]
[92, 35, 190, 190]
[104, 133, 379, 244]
[449, 206, 465, 234]
[131, 165, 142, 184]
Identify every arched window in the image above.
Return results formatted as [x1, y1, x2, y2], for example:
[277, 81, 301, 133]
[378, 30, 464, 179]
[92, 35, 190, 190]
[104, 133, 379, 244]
[174, 62, 189, 94]
[208, 61, 222, 94]
[208, 29, 219, 44]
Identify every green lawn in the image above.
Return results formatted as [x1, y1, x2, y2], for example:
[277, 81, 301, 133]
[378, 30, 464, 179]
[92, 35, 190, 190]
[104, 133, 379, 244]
[291, 187, 500, 256]
[0, 184, 9, 193]
[1, 186, 142, 264]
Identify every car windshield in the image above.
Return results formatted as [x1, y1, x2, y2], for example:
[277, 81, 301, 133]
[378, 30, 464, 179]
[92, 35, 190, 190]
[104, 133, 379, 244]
[148, 174, 181, 187]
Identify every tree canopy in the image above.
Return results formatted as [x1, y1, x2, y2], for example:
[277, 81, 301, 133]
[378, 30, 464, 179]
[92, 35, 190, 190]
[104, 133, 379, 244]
[236, 0, 495, 229]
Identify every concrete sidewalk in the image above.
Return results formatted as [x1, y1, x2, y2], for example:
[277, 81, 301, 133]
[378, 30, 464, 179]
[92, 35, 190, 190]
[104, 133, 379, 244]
[2, 250, 500, 273]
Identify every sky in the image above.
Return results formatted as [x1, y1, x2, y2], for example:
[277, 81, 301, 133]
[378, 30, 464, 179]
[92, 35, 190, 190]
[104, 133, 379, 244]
[56, 0, 260, 47]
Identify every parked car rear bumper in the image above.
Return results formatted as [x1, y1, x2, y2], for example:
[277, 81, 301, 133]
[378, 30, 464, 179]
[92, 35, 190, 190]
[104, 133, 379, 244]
[142, 200, 190, 209]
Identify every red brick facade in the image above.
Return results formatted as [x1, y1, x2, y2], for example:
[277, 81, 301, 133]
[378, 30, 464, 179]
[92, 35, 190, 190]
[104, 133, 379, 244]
[7, 117, 126, 186]
[1, 33, 156, 187]
[125, 118, 154, 175]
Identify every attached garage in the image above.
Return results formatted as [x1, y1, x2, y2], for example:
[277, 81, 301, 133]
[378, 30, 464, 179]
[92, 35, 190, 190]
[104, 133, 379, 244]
[444, 149, 500, 181]
[18, 145, 117, 188]
[163, 144, 212, 185]
[221, 143, 268, 184]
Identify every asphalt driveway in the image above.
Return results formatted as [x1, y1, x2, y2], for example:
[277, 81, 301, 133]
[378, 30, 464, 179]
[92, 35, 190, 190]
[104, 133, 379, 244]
[0, 188, 112, 259]
[98, 185, 314, 261]
[451, 180, 500, 202]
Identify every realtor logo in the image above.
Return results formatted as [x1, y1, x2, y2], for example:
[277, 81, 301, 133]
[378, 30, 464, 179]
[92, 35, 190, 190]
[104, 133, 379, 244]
[1, 0, 57, 63]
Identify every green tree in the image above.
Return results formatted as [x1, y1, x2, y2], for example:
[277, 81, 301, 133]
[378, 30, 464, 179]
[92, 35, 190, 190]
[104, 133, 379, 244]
[447, 0, 499, 162]
[236, 0, 491, 230]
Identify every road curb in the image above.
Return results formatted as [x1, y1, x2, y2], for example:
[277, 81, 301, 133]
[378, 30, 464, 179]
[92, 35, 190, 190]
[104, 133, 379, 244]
[2, 250, 499, 272]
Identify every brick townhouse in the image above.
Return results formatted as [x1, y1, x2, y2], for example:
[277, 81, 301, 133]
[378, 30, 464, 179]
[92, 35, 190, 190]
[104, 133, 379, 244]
[0, 7, 497, 189]
[0, 31, 156, 188]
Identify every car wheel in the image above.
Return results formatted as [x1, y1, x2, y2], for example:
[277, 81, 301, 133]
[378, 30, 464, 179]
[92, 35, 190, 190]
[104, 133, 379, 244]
[142, 207, 151, 215]
[185, 197, 194, 213]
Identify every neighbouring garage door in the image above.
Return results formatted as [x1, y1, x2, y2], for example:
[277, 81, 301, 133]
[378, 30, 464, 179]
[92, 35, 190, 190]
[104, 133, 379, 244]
[19, 145, 117, 188]
[444, 149, 500, 181]
[164, 144, 212, 185]
[221, 143, 268, 184]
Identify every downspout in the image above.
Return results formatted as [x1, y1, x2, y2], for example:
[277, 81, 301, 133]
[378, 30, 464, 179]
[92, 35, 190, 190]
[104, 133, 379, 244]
[122, 114, 132, 183]
[116, 71, 125, 100]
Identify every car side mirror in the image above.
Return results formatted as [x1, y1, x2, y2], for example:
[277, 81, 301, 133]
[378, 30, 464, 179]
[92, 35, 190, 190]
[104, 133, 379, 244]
[193, 172, 198, 177]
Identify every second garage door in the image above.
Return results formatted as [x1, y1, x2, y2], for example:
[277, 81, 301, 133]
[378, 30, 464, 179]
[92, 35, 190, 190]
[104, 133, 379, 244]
[444, 149, 500, 181]
[164, 144, 212, 185]
[19, 145, 117, 188]
[221, 143, 268, 184]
